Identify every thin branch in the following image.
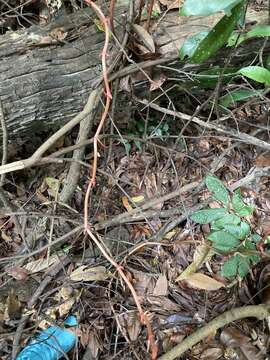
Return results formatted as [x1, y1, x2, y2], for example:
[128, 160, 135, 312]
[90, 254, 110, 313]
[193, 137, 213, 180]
[157, 304, 270, 360]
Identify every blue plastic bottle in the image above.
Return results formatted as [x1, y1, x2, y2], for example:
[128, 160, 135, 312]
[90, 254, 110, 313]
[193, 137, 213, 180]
[16, 316, 77, 360]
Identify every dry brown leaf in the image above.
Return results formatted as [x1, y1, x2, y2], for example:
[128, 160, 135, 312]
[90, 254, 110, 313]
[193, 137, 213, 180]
[120, 311, 142, 341]
[220, 327, 264, 360]
[153, 274, 168, 296]
[70, 265, 109, 282]
[255, 153, 270, 167]
[6, 266, 29, 280]
[181, 273, 224, 291]
[24, 255, 59, 273]
[132, 24, 155, 53]
[159, 0, 181, 9]
[175, 242, 213, 281]
[122, 196, 133, 212]
[200, 347, 223, 359]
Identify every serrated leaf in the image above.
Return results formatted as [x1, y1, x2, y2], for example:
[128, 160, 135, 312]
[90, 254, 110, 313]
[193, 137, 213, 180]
[189, 2, 244, 64]
[190, 208, 227, 224]
[243, 240, 261, 264]
[221, 256, 239, 277]
[212, 214, 241, 229]
[179, 31, 209, 60]
[232, 189, 255, 216]
[180, 0, 242, 16]
[238, 66, 270, 85]
[206, 175, 229, 206]
[237, 256, 250, 278]
[182, 272, 224, 291]
[222, 222, 250, 240]
[208, 230, 240, 251]
[219, 89, 263, 109]
[251, 233, 262, 242]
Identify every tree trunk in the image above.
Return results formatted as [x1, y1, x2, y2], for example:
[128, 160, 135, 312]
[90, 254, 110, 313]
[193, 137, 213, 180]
[0, 1, 268, 139]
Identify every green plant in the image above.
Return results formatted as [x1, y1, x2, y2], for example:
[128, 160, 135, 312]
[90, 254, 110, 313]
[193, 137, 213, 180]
[190, 175, 262, 278]
[122, 118, 170, 155]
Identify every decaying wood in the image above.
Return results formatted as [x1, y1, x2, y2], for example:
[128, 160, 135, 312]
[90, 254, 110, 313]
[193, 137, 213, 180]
[0, 2, 268, 139]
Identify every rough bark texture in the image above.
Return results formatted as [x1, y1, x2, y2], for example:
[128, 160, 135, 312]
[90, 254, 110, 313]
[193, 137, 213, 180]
[0, 2, 268, 139]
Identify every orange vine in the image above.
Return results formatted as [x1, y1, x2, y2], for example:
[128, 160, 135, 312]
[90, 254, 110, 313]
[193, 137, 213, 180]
[83, 1, 157, 358]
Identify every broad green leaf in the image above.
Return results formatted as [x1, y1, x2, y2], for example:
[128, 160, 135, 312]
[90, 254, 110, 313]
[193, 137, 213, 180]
[228, 25, 270, 47]
[221, 254, 250, 278]
[238, 66, 270, 85]
[243, 240, 261, 264]
[232, 189, 255, 216]
[237, 256, 250, 277]
[208, 230, 240, 251]
[190, 2, 244, 64]
[180, 0, 242, 16]
[194, 67, 237, 88]
[219, 89, 263, 109]
[222, 222, 250, 240]
[212, 214, 241, 228]
[251, 233, 262, 242]
[206, 175, 229, 206]
[179, 31, 209, 60]
[221, 256, 238, 277]
[190, 208, 227, 224]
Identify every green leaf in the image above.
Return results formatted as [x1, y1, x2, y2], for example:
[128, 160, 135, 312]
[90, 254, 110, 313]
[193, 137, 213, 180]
[232, 189, 255, 216]
[189, 2, 244, 64]
[179, 31, 209, 60]
[212, 214, 241, 230]
[208, 230, 240, 251]
[237, 256, 250, 277]
[243, 240, 261, 264]
[228, 25, 270, 47]
[221, 256, 239, 277]
[205, 175, 229, 206]
[194, 67, 237, 88]
[251, 233, 262, 243]
[219, 89, 263, 109]
[238, 66, 270, 85]
[222, 222, 250, 240]
[190, 208, 227, 224]
[180, 0, 242, 16]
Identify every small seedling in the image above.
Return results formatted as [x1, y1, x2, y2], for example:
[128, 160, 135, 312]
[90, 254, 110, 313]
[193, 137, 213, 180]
[190, 175, 262, 278]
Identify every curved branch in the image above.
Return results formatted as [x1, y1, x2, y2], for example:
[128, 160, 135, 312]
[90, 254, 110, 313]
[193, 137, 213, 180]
[158, 304, 270, 360]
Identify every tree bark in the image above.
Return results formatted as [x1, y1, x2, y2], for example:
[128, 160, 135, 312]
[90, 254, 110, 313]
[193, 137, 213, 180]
[0, 2, 268, 139]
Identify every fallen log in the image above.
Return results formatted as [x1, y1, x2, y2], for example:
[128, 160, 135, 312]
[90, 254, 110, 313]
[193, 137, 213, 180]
[0, 1, 268, 140]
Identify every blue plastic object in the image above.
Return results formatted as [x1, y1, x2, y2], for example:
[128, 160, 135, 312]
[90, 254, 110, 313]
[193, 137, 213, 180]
[16, 316, 77, 360]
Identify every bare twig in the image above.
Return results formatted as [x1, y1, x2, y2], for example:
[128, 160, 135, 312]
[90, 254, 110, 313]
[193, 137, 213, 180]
[136, 99, 270, 151]
[157, 304, 270, 360]
[59, 91, 99, 203]
[0, 89, 100, 175]
[0, 99, 8, 186]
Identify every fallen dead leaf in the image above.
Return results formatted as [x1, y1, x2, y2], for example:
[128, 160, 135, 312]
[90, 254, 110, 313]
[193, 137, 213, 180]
[159, 0, 181, 9]
[132, 24, 155, 53]
[122, 196, 133, 212]
[24, 254, 59, 273]
[255, 153, 270, 167]
[200, 347, 223, 359]
[6, 266, 29, 280]
[153, 274, 168, 296]
[175, 242, 213, 281]
[220, 327, 264, 360]
[180, 273, 224, 291]
[119, 311, 141, 341]
[70, 265, 109, 282]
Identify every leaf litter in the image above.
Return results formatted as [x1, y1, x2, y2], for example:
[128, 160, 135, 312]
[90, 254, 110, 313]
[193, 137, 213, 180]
[0, 4, 270, 358]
